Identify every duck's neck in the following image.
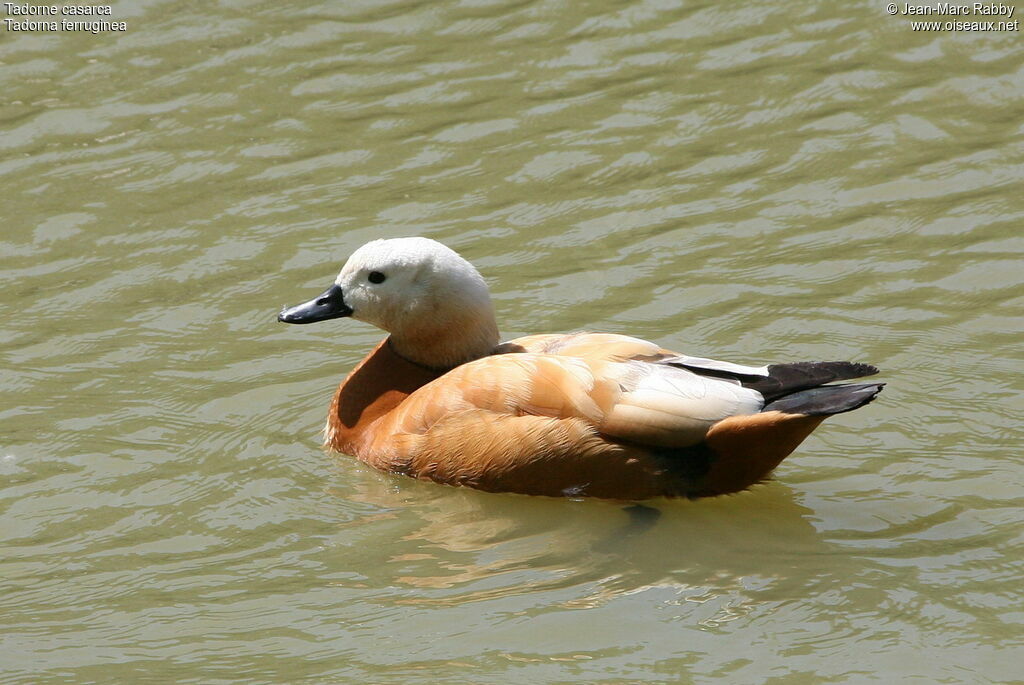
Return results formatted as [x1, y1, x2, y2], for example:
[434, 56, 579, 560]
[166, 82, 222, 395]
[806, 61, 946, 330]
[388, 309, 500, 370]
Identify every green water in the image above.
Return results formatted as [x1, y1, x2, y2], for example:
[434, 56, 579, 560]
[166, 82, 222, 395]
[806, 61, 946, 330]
[2, 1, 1021, 683]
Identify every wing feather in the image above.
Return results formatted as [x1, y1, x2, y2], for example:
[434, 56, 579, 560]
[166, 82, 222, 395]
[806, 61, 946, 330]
[375, 349, 764, 454]
[600, 363, 763, 447]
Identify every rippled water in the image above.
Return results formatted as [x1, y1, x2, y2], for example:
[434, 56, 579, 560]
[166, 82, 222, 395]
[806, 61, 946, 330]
[2, 1, 1022, 682]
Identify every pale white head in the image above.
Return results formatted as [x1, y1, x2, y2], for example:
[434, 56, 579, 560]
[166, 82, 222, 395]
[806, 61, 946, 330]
[279, 237, 499, 368]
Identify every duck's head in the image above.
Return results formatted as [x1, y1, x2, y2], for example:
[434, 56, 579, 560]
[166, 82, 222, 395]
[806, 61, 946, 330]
[278, 237, 499, 369]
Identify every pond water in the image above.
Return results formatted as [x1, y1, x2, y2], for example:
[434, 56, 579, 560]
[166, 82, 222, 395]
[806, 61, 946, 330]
[1, 1, 1021, 682]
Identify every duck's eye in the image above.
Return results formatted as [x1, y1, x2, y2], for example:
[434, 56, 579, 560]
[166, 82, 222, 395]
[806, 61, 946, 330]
[368, 271, 386, 284]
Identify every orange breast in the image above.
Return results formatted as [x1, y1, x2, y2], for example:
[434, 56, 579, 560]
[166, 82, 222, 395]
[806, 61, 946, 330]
[325, 338, 442, 460]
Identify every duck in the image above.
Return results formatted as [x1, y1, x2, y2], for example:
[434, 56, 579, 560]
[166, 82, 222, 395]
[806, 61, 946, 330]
[278, 237, 883, 500]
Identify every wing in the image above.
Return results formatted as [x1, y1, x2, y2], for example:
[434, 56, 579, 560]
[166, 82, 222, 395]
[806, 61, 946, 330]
[370, 351, 764, 453]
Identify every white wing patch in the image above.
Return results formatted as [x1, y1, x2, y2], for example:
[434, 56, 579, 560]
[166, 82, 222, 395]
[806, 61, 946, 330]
[600, 363, 764, 447]
[669, 355, 770, 378]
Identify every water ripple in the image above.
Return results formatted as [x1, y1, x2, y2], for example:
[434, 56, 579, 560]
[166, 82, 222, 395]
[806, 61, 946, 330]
[1, 0, 1021, 682]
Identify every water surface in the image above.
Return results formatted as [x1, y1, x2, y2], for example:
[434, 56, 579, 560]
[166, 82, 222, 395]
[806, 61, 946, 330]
[2, 1, 1022, 682]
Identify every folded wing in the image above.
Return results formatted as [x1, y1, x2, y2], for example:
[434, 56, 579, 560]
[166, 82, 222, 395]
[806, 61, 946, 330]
[376, 344, 764, 452]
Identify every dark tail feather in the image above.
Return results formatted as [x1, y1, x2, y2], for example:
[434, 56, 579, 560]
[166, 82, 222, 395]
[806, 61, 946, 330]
[744, 362, 879, 401]
[763, 382, 885, 416]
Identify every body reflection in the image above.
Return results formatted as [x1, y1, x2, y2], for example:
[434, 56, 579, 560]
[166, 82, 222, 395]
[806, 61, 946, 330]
[323, 462, 836, 621]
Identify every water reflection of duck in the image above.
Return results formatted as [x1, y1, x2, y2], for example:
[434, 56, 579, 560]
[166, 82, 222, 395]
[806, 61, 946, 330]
[328, 476, 833, 612]
[280, 237, 883, 499]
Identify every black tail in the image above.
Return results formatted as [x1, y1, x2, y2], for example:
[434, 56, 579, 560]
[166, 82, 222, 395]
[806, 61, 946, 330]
[762, 382, 885, 416]
[743, 361, 879, 401]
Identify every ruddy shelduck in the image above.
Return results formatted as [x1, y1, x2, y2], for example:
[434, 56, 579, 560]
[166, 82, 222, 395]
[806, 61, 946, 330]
[279, 237, 883, 499]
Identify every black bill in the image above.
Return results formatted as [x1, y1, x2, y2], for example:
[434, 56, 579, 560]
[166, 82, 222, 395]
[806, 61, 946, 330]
[278, 283, 353, 324]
